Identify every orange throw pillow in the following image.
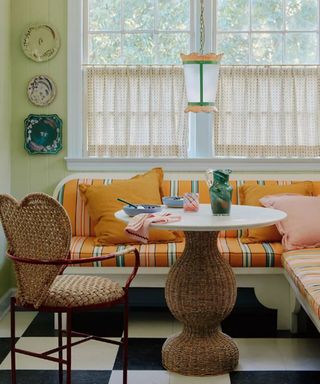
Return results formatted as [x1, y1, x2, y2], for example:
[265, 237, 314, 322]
[240, 181, 313, 243]
[80, 168, 180, 245]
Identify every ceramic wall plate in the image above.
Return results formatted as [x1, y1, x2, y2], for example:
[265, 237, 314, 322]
[24, 114, 62, 154]
[27, 75, 57, 106]
[21, 23, 60, 62]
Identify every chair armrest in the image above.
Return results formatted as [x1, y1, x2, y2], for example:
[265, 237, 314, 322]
[7, 247, 140, 290]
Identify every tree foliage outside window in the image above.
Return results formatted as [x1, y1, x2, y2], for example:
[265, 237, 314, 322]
[217, 0, 319, 64]
[87, 0, 190, 64]
[87, 1, 319, 65]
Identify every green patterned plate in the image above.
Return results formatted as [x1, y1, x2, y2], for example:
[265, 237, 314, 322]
[24, 114, 62, 154]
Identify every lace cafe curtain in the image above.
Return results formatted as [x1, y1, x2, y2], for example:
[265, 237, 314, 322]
[214, 66, 320, 158]
[86, 66, 188, 158]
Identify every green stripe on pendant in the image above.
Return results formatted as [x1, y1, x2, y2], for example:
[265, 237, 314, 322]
[200, 62, 203, 103]
[188, 102, 214, 106]
[182, 61, 219, 64]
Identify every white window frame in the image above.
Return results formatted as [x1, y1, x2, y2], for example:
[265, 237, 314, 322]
[67, 0, 320, 172]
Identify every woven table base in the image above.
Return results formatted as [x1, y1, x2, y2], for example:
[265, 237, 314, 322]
[162, 231, 239, 376]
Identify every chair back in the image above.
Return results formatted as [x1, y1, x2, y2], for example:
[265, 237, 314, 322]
[0, 193, 71, 308]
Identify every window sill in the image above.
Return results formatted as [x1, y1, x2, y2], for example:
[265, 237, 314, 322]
[65, 157, 320, 173]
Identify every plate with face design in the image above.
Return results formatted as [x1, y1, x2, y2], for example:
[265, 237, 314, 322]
[21, 23, 60, 62]
[27, 75, 57, 106]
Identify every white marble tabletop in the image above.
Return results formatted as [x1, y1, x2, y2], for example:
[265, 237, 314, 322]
[115, 204, 286, 232]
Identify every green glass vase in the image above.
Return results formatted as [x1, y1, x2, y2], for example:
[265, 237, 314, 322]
[206, 169, 233, 215]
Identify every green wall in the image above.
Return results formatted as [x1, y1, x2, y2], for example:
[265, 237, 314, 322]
[0, 0, 69, 297]
[0, 0, 13, 297]
[11, 0, 68, 199]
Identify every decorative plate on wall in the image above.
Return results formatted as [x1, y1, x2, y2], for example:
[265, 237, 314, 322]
[24, 114, 62, 154]
[21, 23, 60, 62]
[27, 75, 57, 106]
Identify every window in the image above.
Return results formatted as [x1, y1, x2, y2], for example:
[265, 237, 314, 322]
[82, 0, 192, 158]
[67, 0, 320, 169]
[85, 0, 191, 65]
[84, 1, 320, 67]
[214, 0, 320, 159]
[217, 0, 319, 64]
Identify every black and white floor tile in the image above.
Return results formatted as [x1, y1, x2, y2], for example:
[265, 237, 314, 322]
[0, 305, 320, 384]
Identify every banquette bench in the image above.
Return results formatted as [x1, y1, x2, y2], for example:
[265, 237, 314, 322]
[53, 171, 320, 333]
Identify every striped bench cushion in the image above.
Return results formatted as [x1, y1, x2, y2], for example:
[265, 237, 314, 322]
[70, 236, 283, 268]
[219, 238, 283, 267]
[282, 249, 320, 321]
[57, 178, 306, 238]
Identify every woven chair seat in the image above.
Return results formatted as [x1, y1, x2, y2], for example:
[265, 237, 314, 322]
[42, 275, 124, 308]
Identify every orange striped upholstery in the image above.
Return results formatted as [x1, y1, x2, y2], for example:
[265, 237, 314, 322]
[219, 238, 283, 267]
[70, 236, 283, 268]
[55, 177, 316, 268]
[282, 249, 320, 321]
[70, 237, 185, 267]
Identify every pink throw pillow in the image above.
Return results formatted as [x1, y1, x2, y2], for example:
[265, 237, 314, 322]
[260, 194, 320, 251]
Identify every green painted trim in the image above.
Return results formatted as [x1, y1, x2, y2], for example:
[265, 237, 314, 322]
[182, 60, 219, 64]
[188, 102, 214, 106]
[200, 63, 203, 103]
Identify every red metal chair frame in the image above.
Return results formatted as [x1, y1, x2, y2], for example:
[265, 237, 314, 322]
[8, 247, 140, 384]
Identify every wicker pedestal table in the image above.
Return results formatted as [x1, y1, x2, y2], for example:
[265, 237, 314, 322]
[163, 229, 238, 375]
[115, 204, 286, 376]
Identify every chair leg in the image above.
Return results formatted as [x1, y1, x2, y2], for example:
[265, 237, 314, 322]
[58, 312, 63, 384]
[123, 299, 129, 384]
[10, 297, 16, 384]
[66, 311, 72, 384]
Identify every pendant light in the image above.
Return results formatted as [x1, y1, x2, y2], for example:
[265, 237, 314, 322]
[181, 0, 223, 113]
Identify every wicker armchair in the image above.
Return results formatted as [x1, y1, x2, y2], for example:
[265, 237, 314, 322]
[0, 193, 140, 384]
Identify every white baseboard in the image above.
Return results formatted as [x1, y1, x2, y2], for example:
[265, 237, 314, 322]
[0, 288, 16, 320]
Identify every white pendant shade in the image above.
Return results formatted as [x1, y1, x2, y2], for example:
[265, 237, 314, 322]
[181, 52, 223, 113]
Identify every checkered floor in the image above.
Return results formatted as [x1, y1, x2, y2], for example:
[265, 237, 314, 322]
[0, 306, 320, 384]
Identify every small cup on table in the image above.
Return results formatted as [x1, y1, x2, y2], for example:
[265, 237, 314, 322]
[183, 192, 199, 212]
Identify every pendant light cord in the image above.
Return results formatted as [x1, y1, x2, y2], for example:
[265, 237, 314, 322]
[200, 0, 205, 54]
